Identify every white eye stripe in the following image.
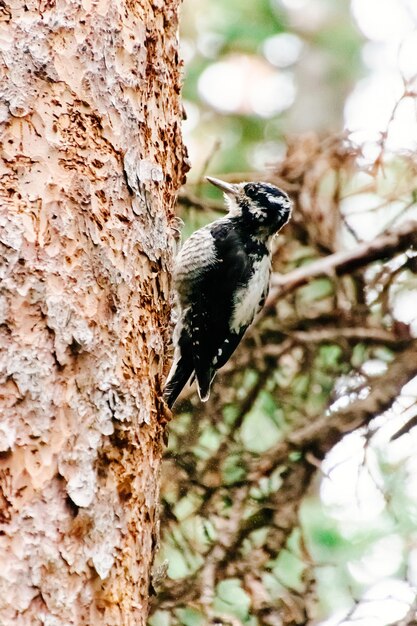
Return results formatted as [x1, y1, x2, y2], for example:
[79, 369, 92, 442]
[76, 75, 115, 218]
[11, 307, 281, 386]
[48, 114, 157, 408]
[267, 195, 291, 207]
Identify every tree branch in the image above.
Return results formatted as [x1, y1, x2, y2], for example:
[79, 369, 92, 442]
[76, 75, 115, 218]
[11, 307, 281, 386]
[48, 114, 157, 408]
[156, 342, 417, 615]
[267, 220, 417, 305]
[223, 341, 417, 589]
[253, 340, 417, 478]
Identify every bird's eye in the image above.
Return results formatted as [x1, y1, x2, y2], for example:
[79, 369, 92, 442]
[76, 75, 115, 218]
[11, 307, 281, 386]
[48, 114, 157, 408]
[244, 184, 264, 203]
[243, 184, 256, 196]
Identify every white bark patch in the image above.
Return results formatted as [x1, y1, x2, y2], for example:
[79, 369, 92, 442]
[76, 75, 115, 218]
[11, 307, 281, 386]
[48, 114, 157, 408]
[0, 214, 24, 250]
[123, 150, 164, 193]
[88, 497, 121, 579]
[123, 149, 171, 261]
[5, 348, 54, 400]
[137, 159, 164, 183]
[67, 467, 96, 508]
[45, 295, 95, 365]
[0, 421, 16, 451]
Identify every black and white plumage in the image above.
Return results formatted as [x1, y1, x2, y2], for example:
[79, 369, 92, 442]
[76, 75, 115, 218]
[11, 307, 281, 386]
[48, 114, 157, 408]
[164, 177, 292, 408]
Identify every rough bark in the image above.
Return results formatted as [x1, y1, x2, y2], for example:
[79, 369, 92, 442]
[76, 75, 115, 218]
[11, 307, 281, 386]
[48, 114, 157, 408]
[0, 1, 187, 624]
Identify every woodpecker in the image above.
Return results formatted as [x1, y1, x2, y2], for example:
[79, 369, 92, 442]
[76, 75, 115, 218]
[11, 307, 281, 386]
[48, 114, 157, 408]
[164, 176, 292, 408]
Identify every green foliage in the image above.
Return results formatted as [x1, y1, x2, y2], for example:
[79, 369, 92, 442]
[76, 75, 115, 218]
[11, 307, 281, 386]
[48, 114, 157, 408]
[181, 0, 362, 174]
[194, 425, 223, 459]
[180, 208, 223, 240]
[297, 278, 334, 304]
[241, 391, 283, 452]
[270, 549, 306, 592]
[222, 452, 247, 484]
[213, 579, 251, 622]
[174, 607, 206, 626]
[250, 466, 284, 501]
[149, 610, 171, 626]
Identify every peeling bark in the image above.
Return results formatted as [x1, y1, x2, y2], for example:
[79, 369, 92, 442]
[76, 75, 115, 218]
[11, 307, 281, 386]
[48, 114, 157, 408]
[0, 1, 187, 624]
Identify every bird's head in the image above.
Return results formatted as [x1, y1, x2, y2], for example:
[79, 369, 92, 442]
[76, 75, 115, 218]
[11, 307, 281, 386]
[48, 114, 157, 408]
[206, 176, 292, 239]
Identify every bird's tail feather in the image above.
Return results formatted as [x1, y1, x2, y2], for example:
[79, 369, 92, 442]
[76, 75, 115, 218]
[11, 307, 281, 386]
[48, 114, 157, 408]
[164, 356, 194, 409]
[195, 367, 216, 403]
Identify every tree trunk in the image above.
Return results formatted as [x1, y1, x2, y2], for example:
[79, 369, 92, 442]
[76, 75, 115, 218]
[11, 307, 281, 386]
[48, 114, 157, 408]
[0, 1, 186, 624]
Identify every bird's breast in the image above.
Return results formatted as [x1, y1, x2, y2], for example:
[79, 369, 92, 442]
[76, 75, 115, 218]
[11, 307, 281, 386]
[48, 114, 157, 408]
[229, 254, 271, 333]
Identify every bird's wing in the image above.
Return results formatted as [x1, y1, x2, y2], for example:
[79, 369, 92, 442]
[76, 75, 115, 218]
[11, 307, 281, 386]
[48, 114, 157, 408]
[176, 221, 252, 401]
[163, 315, 194, 408]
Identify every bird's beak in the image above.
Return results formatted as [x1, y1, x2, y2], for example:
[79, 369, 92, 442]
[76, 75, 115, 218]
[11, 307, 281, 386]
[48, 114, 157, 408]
[206, 176, 240, 197]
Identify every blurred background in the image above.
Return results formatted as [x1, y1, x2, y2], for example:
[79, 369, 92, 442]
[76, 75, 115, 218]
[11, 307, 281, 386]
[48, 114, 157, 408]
[152, 1, 417, 624]
[181, 0, 417, 175]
